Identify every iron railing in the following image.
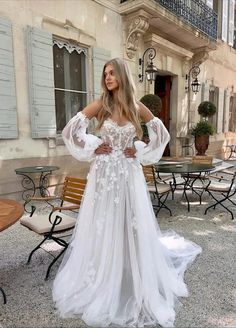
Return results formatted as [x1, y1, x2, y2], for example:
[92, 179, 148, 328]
[120, 0, 218, 41]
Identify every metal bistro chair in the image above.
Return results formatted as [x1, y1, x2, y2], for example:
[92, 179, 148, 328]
[20, 177, 87, 279]
[142, 165, 172, 216]
[181, 156, 213, 204]
[0, 287, 6, 304]
[225, 144, 236, 160]
[203, 170, 236, 220]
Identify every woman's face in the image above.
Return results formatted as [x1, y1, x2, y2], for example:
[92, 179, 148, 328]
[104, 64, 119, 92]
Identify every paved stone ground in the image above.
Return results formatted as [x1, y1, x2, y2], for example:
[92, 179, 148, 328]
[0, 161, 236, 328]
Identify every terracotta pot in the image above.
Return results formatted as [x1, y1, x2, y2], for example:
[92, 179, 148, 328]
[194, 135, 209, 156]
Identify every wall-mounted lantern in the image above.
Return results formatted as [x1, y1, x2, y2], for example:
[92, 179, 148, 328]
[139, 47, 158, 84]
[185, 65, 201, 94]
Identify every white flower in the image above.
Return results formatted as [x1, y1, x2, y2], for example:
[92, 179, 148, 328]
[114, 197, 120, 205]
[96, 218, 105, 235]
[110, 172, 117, 182]
[132, 216, 138, 230]
[100, 178, 106, 186]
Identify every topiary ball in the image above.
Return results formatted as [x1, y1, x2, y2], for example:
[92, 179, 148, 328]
[198, 101, 217, 118]
[140, 94, 162, 117]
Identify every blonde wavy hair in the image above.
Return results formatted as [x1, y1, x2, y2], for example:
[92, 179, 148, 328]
[97, 58, 143, 139]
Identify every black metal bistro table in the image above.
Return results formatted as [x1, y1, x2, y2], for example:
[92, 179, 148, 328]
[15, 166, 59, 201]
[155, 162, 215, 211]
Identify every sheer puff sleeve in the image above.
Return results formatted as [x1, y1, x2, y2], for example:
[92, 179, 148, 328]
[62, 111, 103, 162]
[134, 117, 170, 165]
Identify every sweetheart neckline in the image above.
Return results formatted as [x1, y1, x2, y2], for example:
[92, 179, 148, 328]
[105, 118, 133, 128]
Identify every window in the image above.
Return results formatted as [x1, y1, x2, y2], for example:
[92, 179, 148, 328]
[229, 95, 236, 132]
[27, 27, 110, 138]
[53, 40, 87, 133]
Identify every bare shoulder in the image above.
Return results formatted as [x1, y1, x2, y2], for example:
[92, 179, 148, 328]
[137, 101, 154, 123]
[82, 99, 102, 119]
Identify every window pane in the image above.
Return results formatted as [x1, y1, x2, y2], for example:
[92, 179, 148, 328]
[53, 45, 86, 92]
[53, 41, 87, 134]
[55, 90, 87, 133]
[69, 51, 86, 92]
[53, 45, 65, 89]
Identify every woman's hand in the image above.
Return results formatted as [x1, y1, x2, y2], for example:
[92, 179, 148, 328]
[95, 143, 112, 155]
[124, 147, 136, 158]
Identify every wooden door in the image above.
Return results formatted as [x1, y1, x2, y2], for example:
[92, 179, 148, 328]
[155, 75, 171, 156]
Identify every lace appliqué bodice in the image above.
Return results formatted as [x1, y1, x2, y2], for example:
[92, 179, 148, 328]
[62, 111, 170, 165]
[100, 119, 136, 151]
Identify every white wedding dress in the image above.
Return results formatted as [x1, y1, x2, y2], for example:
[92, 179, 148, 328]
[52, 112, 201, 327]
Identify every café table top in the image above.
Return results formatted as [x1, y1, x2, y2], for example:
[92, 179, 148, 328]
[15, 165, 59, 174]
[155, 162, 215, 174]
[0, 199, 24, 232]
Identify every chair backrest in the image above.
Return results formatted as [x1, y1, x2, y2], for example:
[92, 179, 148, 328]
[60, 177, 87, 206]
[192, 155, 213, 165]
[225, 171, 236, 191]
[142, 165, 156, 184]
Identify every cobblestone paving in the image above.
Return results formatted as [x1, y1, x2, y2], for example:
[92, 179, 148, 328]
[0, 161, 236, 328]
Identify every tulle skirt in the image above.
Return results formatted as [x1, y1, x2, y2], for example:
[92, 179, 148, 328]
[52, 155, 201, 327]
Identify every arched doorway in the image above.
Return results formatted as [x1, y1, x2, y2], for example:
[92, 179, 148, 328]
[155, 75, 171, 156]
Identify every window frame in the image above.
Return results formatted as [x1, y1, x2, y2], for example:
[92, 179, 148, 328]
[53, 38, 89, 134]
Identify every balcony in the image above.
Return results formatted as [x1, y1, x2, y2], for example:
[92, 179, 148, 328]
[120, 0, 218, 51]
[156, 0, 217, 40]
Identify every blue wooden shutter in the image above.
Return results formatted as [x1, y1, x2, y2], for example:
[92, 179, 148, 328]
[206, 0, 213, 9]
[92, 47, 111, 99]
[223, 89, 230, 132]
[27, 26, 56, 138]
[201, 82, 209, 101]
[217, 88, 224, 133]
[228, 0, 235, 46]
[221, 0, 228, 42]
[0, 17, 18, 139]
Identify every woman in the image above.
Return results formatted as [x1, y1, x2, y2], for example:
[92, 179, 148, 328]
[53, 58, 201, 327]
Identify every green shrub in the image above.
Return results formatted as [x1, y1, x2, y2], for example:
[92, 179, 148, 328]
[140, 94, 162, 116]
[191, 120, 215, 137]
[198, 101, 217, 118]
[141, 122, 149, 138]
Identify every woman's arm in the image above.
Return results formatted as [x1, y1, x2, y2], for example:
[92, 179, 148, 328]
[137, 101, 154, 123]
[134, 101, 170, 165]
[62, 100, 107, 162]
[81, 99, 102, 119]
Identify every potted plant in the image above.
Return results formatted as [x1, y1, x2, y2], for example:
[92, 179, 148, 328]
[191, 101, 217, 156]
[140, 94, 162, 143]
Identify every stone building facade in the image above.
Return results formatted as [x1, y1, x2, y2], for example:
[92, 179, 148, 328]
[0, 0, 235, 198]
